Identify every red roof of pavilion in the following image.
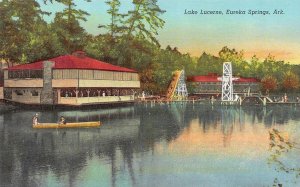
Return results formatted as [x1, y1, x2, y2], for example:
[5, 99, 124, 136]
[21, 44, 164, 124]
[187, 74, 259, 83]
[7, 53, 137, 73]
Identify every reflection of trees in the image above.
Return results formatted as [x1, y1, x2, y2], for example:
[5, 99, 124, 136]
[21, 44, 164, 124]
[268, 105, 300, 125]
[195, 105, 241, 144]
[94, 138, 138, 187]
[197, 105, 221, 133]
[241, 106, 264, 125]
[0, 107, 141, 186]
[220, 108, 235, 147]
[0, 116, 14, 185]
[0, 104, 189, 186]
[242, 105, 300, 126]
[137, 103, 191, 148]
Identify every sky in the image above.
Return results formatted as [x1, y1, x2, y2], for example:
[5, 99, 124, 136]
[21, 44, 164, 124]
[39, 0, 300, 64]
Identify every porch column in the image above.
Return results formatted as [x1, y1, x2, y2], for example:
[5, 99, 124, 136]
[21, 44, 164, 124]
[57, 89, 61, 104]
[75, 89, 79, 104]
[87, 89, 90, 102]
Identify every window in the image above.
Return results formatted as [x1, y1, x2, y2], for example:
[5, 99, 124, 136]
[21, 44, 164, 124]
[15, 90, 24, 96]
[8, 70, 43, 79]
[31, 90, 39, 96]
[4, 89, 12, 99]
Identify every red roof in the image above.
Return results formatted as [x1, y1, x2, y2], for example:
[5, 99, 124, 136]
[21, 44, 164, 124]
[187, 74, 259, 83]
[236, 77, 259, 83]
[7, 54, 136, 73]
[188, 75, 220, 82]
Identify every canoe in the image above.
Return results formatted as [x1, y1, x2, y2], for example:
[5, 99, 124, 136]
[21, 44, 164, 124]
[33, 121, 101, 129]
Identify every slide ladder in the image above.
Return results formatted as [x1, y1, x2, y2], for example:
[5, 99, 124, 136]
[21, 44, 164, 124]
[166, 70, 182, 100]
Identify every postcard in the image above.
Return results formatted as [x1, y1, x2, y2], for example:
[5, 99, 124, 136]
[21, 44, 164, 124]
[0, 0, 300, 186]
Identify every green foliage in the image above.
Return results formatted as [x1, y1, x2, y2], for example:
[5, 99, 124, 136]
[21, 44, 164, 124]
[218, 46, 251, 77]
[148, 47, 195, 94]
[0, 0, 63, 66]
[123, 0, 165, 46]
[51, 0, 91, 53]
[21, 24, 66, 63]
[196, 52, 223, 75]
[100, 0, 126, 38]
[219, 46, 244, 63]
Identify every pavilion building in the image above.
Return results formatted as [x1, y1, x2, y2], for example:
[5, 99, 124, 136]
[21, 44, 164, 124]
[187, 73, 260, 97]
[3, 51, 140, 106]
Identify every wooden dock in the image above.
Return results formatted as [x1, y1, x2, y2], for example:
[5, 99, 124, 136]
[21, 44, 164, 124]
[137, 96, 300, 106]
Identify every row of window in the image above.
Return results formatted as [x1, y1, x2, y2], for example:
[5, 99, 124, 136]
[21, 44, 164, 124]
[8, 70, 43, 79]
[14, 89, 39, 96]
[59, 88, 134, 97]
[6, 88, 134, 98]
[195, 87, 260, 92]
[6, 70, 139, 81]
[3, 89, 40, 99]
[196, 82, 259, 85]
[52, 70, 139, 81]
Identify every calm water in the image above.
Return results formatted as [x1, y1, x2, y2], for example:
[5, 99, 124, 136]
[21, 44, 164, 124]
[1, 103, 300, 187]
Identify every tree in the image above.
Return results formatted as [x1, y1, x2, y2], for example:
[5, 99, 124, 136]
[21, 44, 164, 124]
[261, 75, 278, 94]
[0, 0, 49, 66]
[150, 47, 195, 94]
[196, 52, 223, 75]
[282, 71, 300, 91]
[249, 55, 260, 77]
[218, 46, 244, 63]
[51, 0, 91, 53]
[100, 0, 125, 39]
[124, 0, 165, 46]
[218, 46, 250, 76]
[88, 0, 166, 72]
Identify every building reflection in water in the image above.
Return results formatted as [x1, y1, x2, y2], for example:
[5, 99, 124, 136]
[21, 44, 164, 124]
[0, 104, 300, 186]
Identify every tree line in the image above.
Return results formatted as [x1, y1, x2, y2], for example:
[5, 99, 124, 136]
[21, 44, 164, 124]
[0, 0, 299, 94]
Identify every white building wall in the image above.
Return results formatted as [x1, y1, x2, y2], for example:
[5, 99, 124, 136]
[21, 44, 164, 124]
[79, 80, 140, 88]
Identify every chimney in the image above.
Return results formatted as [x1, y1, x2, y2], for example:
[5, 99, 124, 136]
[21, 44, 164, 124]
[40, 61, 54, 105]
[72, 51, 86, 58]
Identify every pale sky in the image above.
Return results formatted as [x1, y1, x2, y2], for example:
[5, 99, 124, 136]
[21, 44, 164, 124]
[39, 0, 300, 64]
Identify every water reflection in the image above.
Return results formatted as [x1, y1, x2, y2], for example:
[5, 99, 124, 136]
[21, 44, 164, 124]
[0, 103, 300, 186]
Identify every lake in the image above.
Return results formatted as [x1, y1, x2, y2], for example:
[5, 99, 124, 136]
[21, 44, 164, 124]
[0, 103, 300, 187]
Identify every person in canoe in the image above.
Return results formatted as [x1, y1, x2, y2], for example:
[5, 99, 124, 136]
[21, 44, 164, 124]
[32, 113, 39, 126]
[58, 116, 67, 125]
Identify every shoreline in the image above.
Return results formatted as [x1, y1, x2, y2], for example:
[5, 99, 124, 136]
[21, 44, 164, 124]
[1, 95, 300, 111]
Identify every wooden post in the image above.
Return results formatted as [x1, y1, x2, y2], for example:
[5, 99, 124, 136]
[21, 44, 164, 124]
[75, 89, 79, 98]
[57, 89, 61, 104]
[75, 89, 79, 104]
